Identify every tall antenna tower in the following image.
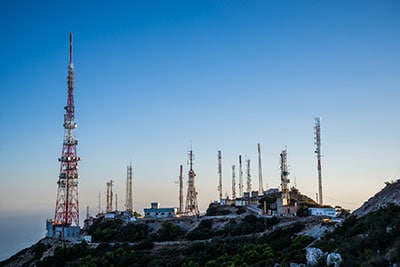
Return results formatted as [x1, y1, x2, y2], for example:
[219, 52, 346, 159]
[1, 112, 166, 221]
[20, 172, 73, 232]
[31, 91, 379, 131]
[239, 155, 243, 197]
[257, 143, 263, 194]
[178, 165, 184, 214]
[314, 117, 323, 205]
[246, 159, 251, 192]
[125, 163, 133, 212]
[185, 149, 199, 215]
[106, 180, 113, 213]
[217, 150, 222, 202]
[232, 165, 236, 199]
[53, 32, 81, 234]
[280, 148, 290, 201]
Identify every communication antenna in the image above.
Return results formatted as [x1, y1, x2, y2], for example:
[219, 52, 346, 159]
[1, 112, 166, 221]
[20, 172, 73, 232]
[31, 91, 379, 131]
[185, 148, 199, 215]
[218, 150, 222, 202]
[314, 117, 323, 205]
[239, 155, 244, 197]
[258, 143, 264, 194]
[246, 159, 251, 192]
[179, 165, 184, 214]
[232, 165, 236, 199]
[106, 180, 113, 213]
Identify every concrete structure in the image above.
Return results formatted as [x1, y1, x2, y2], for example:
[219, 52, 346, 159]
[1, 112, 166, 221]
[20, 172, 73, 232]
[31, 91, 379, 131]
[276, 198, 298, 215]
[46, 219, 80, 239]
[144, 202, 177, 218]
[309, 207, 337, 217]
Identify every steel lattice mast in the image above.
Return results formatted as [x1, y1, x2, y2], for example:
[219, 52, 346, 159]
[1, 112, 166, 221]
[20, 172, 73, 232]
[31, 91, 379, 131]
[185, 149, 199, 215]
[125, 163, 133, 212]
[54, 32, 81, 228]
[280, 148, 290, 201]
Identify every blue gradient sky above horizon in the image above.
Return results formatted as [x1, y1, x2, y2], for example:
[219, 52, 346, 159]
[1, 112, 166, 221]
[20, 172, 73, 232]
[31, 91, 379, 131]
[1, 0, 399, 221]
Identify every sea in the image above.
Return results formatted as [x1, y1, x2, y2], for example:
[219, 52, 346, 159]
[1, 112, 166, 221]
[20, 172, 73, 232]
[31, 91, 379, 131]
[0, 211, 49, 261]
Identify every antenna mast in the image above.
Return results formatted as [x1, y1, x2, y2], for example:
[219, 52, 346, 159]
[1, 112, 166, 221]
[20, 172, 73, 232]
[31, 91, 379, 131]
[125, 163, 133, 212]
[258, 143, 263, 194]
[178, 165, 184, 214]
[53, 32, 81, 237]
[239, 155, 243, 197]
[232, 165, 236, 199]
[246, 159, 251, 193]
[217, 150, 222, 202]
[185, 148, 199, 215]
[280, 148, 290, 201]
[106, 180, 113, 213]
[314, 117, 323, 205]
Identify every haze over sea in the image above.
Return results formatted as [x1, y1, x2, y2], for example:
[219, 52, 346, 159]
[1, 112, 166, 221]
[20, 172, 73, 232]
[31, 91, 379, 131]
[0, 211, 49, 261]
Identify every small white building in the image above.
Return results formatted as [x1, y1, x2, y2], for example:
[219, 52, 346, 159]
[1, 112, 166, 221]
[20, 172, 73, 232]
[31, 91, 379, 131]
[144, 202, 177, 218]
[309, 207, 337, 217]
[235, 198, 246, 207]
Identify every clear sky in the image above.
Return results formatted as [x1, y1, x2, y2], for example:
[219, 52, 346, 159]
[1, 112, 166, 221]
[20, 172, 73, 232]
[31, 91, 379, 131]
[1, 0, 399, 222]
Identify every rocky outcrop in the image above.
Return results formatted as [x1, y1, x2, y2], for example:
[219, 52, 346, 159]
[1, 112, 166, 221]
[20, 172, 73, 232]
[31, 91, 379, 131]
[353, 180, 400, 217]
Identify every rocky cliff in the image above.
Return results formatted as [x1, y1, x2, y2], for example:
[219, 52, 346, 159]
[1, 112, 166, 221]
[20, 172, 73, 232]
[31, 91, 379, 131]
[353, 179, 400, 217]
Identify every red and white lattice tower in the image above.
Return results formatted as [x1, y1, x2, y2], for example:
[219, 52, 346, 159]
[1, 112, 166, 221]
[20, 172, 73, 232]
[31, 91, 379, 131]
[54, 32, 81, 228]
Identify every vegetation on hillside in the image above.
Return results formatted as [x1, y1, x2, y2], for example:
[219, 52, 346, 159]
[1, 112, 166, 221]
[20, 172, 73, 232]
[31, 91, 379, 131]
[314, 203, 400, 266]
[6, 203, 400, 266]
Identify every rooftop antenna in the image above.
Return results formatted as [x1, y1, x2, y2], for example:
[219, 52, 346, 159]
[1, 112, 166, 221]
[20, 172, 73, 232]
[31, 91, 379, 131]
[314, 117, 323, 205]
[217, 150, 223, 203]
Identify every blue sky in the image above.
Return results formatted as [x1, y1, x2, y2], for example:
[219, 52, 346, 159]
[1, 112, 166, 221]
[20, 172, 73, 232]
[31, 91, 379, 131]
[0, 0, 399, 220]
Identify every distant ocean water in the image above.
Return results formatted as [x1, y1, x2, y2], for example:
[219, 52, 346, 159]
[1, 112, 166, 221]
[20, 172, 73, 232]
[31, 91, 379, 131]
[0, 212, 49, 261]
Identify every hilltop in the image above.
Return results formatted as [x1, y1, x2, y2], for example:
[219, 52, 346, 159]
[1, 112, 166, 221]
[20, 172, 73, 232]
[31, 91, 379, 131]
[4, 183, 400, 266]
[353, 179, 400, 217]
